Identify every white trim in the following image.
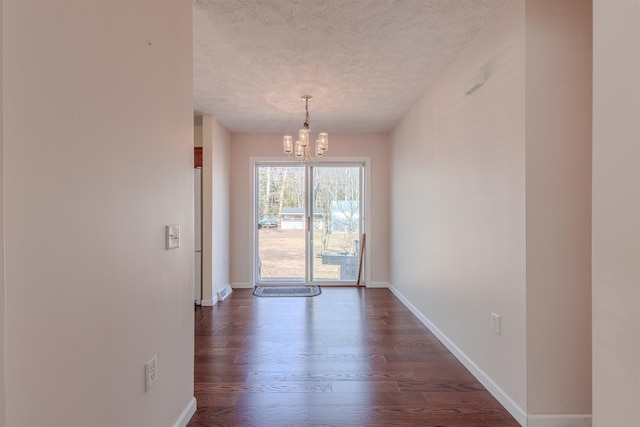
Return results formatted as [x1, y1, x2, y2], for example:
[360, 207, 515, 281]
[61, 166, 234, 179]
[366, 281, 390, 288]
[172, 397, 196, 427]
[231, 282, 252, 289]
[199, 299, 216, 307]
[388, 284, 527, 427]
[250, 157, 371, 287]
[302, 281, 358, 287]
[527, 414, 592, 427]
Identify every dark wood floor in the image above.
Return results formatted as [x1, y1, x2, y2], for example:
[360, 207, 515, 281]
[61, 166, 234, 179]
[188, 287, 520, 427]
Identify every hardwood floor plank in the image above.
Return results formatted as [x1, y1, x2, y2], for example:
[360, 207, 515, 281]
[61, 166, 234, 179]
[330, 380, 400, 393]
[235, 391, 428, 407]
[189, 405, 309, 423]
[194, 392, 239, 407]
[234, 352, 387, 365]
[309, 404, 517, 425]
[245, 370, 416, 382]
[397, 380, 487, 393]
[187, 288, 520, 427]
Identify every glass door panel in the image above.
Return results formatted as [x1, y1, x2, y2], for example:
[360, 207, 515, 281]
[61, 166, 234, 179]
[256, 165, 306, 283]
[310, 166, 362, 282]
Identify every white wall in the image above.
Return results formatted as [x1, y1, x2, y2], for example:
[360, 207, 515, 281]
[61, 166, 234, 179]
[525, 0, 592, 417]
[391, 0, 592, 423]
[592, 1, 640, 426]
[200, 115, 231, 304]
[391, 0, 528, 418]
[2, 1, 195, 426]
[229, 133, 390, 287]
[194, 124, 203, 148]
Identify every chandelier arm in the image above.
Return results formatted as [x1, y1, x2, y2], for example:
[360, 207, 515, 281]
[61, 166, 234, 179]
[287, 151, 307, 163]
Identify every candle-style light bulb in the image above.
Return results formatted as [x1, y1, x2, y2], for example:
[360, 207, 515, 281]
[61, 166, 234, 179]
[283, 135, 293, 154]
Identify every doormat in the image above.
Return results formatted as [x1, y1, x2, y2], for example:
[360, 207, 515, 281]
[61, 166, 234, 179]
[253, 285, 322, 298]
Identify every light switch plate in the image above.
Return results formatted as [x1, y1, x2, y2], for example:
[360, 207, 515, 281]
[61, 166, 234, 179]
[491, 312, 501, 335]
[166, 225, 180, 249]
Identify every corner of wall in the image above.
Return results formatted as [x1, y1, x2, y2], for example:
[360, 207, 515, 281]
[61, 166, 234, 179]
[201, 115, 231, 304]
[592, 1, 640, 425]
[0, 0, 6, 423]
[366, 282, 389, 288]
[524, 0, 592, 416]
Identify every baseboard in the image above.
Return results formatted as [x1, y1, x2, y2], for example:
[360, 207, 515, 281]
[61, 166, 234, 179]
[229, 282, 388, 289]
[366, 281, 390, 288]
[199, 299, 216, 307]
[230, 282, 252, 289]
[527, 414, 592, 427]
[388, 285, 527, 427]
[172, 396, 196, 427]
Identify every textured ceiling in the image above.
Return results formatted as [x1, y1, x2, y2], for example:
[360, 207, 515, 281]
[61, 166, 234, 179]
[193, 0, 510, 133]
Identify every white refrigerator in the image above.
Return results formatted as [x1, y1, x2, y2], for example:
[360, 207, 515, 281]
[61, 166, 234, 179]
[194, 167, 202, 304]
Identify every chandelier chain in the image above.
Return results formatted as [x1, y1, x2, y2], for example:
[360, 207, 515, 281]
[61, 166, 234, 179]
[304, 96, 310, 129]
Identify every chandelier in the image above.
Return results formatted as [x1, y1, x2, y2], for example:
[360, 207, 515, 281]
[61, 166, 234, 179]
[282, 95, 328, 162]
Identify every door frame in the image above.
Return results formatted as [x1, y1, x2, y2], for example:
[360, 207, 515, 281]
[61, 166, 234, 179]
[250, 157, 370, 287]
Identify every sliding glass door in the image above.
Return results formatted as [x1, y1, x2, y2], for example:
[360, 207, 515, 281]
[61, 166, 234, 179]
[309, 166, 362, 282]
[256, 165, 306, 282]
[255, 163, 363, 285]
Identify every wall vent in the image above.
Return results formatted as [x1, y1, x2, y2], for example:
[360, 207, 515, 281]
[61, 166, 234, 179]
[217, 285, 233, 302]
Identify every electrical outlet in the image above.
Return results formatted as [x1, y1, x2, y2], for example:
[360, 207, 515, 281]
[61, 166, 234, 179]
[491, 313, 501, 335]
[146, 355, 157, 391]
